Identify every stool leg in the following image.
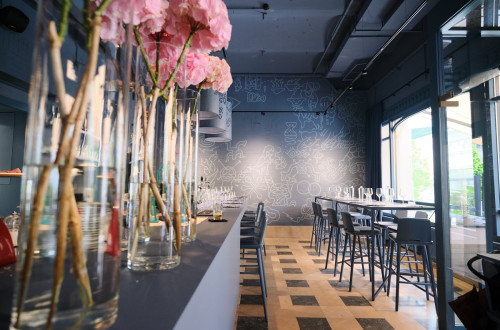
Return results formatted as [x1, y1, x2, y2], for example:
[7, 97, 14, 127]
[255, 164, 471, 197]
[425, 246, 438, 314]
[395, 243, 401, 311]
[375, 235, 386, 291]
[357, 235, 366, 276]
[413, 244, 420, 282]
[310, 215, 316, 248]
[325, 226, 334, 269]
[339, 234, 349, 282]
[387, 240, 394, 297]
[257, 247, 268, 321]
[258, 247, 267, 297]
[421, 245, 430, 301]
[334, 228, 341, 277]
[349, 234, 356, 292]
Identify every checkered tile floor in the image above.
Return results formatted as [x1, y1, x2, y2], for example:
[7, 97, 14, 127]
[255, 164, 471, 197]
[236, 233, 438, 330]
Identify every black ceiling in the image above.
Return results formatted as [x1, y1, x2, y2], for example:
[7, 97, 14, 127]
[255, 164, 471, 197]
[222, 0, 439, 90]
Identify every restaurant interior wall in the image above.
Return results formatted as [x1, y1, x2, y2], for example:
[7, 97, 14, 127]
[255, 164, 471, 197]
[0, 0, 36, 216]
[198, 75, 368, 226]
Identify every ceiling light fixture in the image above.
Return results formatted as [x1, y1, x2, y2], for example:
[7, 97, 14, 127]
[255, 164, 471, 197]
[261, 3, 269, 19]
[261, 111, 265, 116]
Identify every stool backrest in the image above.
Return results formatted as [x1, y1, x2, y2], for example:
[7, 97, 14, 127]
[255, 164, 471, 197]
[257, 212, 268, 246]
[341, 212, 355, 233]
[255, 202, 264, 224]
[396, 218, 432, 244]
[327, 208, 339, 227]
[394, 209, 408, 219]
[312, 202, 322, 218]
[415, 211, 428, 219]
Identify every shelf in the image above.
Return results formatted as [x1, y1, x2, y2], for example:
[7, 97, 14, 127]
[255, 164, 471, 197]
[0, 173, 22, 177]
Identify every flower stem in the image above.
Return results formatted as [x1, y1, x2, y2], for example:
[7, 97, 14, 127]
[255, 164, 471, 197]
[134, 27, 159, 89]
[160, 31, 195, 95]
[58, 0, 71, 42]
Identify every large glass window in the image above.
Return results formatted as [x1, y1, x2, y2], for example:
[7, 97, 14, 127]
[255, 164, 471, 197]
[381, 109, 434, 204]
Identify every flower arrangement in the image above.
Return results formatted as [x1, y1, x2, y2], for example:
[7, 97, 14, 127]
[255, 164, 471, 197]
[98, 0, 232, 258]
[14, 0, 232, 328]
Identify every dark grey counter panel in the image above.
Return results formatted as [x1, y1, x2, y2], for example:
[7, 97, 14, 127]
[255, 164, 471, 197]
[112, 205, 245, 330]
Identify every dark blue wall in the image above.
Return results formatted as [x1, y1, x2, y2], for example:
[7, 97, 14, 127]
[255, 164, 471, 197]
[198, 75, 367, 225]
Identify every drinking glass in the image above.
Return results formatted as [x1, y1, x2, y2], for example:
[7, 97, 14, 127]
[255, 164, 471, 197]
[376, 188, 383, 202]
[363, 188, 370, 201]
[335, 186, 341, 198]
[213, 200, 223, 220]
[399, 187, 407, 203]
[388, 187, 394, 202]
[343, 186, 349, 198]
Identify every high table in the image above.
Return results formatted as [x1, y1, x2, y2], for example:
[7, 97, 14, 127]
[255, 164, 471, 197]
[0, 201, 246, 329]
[315, 195, 434, 300]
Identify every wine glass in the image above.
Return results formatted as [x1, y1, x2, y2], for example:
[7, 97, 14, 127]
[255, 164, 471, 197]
[399, 187, 407, 203]
[376, 188, 383, 202]
[343, 186, 349, 198]
[335, 186, 341, 198]
[363, 188, 370, 201]
[387, 187, 394, 203]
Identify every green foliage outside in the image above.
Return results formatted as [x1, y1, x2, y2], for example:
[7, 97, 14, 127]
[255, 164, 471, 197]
[448, 145, 483, 215]
[411, 140, 432, 201]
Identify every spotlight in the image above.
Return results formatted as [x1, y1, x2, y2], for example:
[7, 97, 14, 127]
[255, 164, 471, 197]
[261, 111, 265, 116]
[361, 69, 368, 75]
[348, 85, 353, 90]
[0, 6, 29, 33]
[315, 112, 320, 116]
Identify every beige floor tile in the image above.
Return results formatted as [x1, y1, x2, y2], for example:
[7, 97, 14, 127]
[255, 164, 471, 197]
[235, 227, 438, 330]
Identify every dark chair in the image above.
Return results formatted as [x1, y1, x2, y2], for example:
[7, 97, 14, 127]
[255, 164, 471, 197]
[310, 202, 320, 249]
[240, 212, 268, 321]
[241, 202, 266, 255]
[339, 212, 382, 291]
[312, 202, 330, 255]
[386, 218, 437, 312]
[241, 202, 264, 225]
[325, 208, 360, 275]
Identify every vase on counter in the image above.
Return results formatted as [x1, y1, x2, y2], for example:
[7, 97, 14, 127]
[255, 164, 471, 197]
[126, 42, 183, 271]
[10, 0, 131, 328]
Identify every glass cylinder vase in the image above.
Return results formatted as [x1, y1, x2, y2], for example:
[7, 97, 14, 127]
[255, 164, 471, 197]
[177, 89, 200, 242]
[126, 43, 183, 271]
[10, 1, 131, 329]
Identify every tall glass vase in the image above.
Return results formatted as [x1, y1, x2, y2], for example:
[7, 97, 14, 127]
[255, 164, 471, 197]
[10, 1, 131, 328]
[126, 43, 182, 271]
[177, 89, 200, 242]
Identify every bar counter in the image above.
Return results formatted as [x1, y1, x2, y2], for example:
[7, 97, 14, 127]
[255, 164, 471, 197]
[0, 202, 246, 329]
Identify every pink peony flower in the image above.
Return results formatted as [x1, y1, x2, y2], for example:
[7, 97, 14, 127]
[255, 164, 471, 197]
[163, 0, 232, 53]
[93, 0, 168, 44]
[201, 56, 232, 93]
[175, 50, 209, 88]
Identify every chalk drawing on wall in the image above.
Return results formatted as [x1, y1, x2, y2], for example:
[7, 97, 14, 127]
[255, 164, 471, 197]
[198, 76, 367, 225]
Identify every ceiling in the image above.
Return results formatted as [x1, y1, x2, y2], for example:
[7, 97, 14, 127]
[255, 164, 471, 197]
[221, 0, 439, 89]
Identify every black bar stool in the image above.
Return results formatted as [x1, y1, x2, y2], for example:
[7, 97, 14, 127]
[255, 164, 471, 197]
[386, 217, 437, 312]
[339, 212, 382, 291]
[240, 212, 268, 321]
[313, 202, 330, 255]
[325, 208, 360, 275]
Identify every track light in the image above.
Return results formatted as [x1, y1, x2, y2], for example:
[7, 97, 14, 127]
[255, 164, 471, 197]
[261, 111, 265, 116]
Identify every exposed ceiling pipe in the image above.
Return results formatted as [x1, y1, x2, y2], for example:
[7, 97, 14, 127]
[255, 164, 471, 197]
[313, 0, 357, 74]
[326, 0, 428, 112]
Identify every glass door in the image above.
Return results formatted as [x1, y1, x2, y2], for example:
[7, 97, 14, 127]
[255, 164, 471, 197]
[440, 0, 500, 327]
[446, 92, 487, 297]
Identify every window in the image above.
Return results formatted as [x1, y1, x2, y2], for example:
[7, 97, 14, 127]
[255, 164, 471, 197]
[381, 109, 434, 204]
